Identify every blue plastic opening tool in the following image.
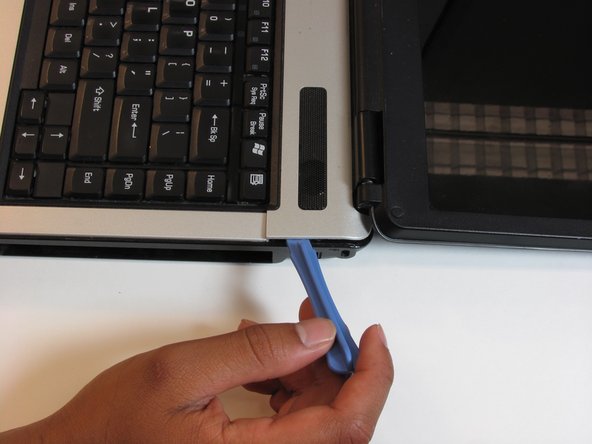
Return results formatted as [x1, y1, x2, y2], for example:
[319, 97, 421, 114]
[287, 239, 360, 375]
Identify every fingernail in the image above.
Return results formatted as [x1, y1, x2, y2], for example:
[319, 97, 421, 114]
[295, 318, 336, 348]
[376, 324, 389, 349]
[238, 319, 258, 329]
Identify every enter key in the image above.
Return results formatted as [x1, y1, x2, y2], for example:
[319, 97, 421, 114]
[109, 96, 152, 162]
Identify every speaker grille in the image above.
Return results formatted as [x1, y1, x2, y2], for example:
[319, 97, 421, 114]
[298, 87, 328, 210]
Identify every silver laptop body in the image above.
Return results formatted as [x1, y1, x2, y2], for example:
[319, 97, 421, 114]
[0, 0, 370, 259]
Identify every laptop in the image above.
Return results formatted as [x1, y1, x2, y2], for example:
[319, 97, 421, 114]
[1, 0, 591, 262]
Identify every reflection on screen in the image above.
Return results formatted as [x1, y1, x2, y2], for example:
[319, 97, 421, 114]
[426, 102, 592, 181]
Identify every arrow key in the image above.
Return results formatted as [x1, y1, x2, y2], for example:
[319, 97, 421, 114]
[41, 127, 69, 160]
[18, 91, 45, 124]
[13, 126, 40, 159]
[6, 161, 35, 197]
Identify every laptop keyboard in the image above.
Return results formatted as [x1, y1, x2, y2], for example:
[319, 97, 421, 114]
[3, 0, 277, 209]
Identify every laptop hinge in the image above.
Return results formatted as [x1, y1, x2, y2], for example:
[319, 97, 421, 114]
[351, 0, 384, 211]
[354, 111, 383, 211]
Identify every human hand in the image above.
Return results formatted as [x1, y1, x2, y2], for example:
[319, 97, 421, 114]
[1, 300, 393, 443]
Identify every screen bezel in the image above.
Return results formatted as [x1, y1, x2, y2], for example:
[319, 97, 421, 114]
[376, 0, 592, 248]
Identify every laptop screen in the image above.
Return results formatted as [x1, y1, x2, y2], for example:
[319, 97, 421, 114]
[422, 0, 592, 219]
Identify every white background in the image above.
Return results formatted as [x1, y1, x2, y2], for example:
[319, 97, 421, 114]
[2, 2, 592, 442]
[2, 237, 592, 443]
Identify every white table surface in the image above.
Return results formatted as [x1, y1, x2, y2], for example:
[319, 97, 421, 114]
[1, 237, 592, 443]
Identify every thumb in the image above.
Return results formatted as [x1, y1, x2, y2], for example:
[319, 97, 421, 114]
[147, 319, 336, 398]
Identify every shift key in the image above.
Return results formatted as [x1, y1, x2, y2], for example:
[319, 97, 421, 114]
[69, 80, 115, 161]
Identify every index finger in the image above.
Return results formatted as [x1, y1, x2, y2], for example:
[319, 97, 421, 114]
[224, 325, 393, 443]
[331, 324, 393, 427]
[299, 298, 314, 320]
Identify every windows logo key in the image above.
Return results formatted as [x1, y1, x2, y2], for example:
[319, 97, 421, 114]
[242, 140, 268, 169]
[252, 142, 266, 156]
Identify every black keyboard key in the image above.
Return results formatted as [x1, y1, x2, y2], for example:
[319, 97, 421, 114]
[202, 0, 236, 10]
[109, 96, 152, 162]
[240, 171, 267, 202]
[33, 163, 66, 198]
[39, 59, 79, 91]
[18, 91, 45, 124]
[244, 78, 270, 107]
[89, 0, 126, 15]
[190, 108, 230, 164]
[41, 127, 69, 160]
[120, 32, 159, 63]
[124, 3, 162, 31]
[153, 90, 192, 122]
[149, 123, 189, 162]
[105, 169, 145, 199]
[69, 79, 115, 161]
[162, 0, 199, 25]
[146, 170, 186, 200]
[198, 12, 236, 42]
[80, 48, 119, 78]
[45, 93, 76, 126]
[194, 74, 232, 106]
[13, 126, 40, 159]
[187, 171, 226, 201]
[156, 57, 194, 88]
[241, 139, 268, 168]
[159, 26, 197, 56]
[247, 19, 272, 45]
[117, 64, 156, 95]
[246, 46, 271, 73]
[195, 42, 233, 73]
[6, 162, 35, 197]
[64, 167, 105, 198]
[248, 0, 273, 19]
[50, 0, 88, 27]
[243, 109, 269, 138]
[85, 16, 123, 46]
[45, 28, 83, 59]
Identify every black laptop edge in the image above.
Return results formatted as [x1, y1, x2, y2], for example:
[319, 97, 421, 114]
[359, 0, 592, 251]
